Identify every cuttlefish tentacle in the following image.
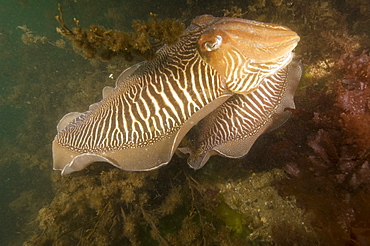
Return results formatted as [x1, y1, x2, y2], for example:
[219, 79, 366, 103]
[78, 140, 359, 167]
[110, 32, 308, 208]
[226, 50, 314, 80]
[52, 15, 300, 175]
[179, 60, 302, 169]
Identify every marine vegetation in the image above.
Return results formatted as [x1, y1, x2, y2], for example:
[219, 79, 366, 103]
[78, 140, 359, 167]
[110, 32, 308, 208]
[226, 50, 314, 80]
[272, 50, 370, 245]
[24, 162, 258, 245]
[55, 4, 185, 61]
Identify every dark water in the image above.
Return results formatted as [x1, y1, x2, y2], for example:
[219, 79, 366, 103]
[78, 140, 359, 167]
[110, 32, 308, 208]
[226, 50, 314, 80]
[0, 1, 115, 244]
[1, 1, 54, 243]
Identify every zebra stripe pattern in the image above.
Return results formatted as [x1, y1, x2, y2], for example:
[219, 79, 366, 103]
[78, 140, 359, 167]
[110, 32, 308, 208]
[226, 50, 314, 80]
[190, 62, 294, 158]
[224, 48, 293, 94]
[53, 14, 300, 174]
[56, 30, 224, 153]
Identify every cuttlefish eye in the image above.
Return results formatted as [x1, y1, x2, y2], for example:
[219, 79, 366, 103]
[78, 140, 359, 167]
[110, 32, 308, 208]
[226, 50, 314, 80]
[197, 19, 299, 94]
[203, 35, 222, 51]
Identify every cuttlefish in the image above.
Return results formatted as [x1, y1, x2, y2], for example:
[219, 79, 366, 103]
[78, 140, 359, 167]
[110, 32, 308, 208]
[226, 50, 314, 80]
[179, 60, 302, 169]
[52, 14, 300, 175]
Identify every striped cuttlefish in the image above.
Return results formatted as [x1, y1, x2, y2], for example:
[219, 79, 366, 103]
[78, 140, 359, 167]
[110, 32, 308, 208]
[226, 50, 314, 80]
[52, 15, 301, 175]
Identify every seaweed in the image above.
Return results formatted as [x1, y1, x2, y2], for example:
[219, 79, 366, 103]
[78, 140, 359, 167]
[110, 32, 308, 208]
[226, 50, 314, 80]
[55, 4, 185, 61]
[272, 50, 370, 245]
[23, 162, 259, 245]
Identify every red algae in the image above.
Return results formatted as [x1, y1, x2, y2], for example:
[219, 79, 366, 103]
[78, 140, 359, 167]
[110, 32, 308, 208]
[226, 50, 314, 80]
[336, 52, 370, 152]
[273, 51, 370, 245]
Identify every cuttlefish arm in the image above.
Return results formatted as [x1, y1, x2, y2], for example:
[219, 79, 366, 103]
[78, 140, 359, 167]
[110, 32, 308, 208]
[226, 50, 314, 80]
[179, 60, 302, 169]
[52, 14, 300, 174]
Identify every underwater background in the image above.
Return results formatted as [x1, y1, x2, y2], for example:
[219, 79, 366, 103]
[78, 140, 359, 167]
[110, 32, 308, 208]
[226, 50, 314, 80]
[1, 0, 370, 245]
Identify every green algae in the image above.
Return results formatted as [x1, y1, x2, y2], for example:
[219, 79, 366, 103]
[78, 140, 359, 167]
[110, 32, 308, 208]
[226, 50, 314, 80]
[215, 200, 253, 237]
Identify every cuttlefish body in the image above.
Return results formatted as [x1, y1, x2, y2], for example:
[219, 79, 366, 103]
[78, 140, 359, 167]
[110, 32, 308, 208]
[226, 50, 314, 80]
[179, 60, 302, 169]
[52, 15, 300, 175]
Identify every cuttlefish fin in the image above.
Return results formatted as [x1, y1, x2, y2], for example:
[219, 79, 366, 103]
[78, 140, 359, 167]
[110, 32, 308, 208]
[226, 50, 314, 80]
[102, 86, 114, 99]
[90, 62, 145, 110]
[53, 138, 174, 174]
[56, 112, 83, 132]
[88, 85, 115, 111]
[115, 61, 145, 87]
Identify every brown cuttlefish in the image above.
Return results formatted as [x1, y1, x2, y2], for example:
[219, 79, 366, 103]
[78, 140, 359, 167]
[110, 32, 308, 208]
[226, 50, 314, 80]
[52, 15, 300, 175]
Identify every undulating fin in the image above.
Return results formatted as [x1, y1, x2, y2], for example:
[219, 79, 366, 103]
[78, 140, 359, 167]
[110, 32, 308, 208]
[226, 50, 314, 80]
[89, 87, 112, 111]
[115, 61, 145, 87]
[102, 86, 114, 99]
[56, 112, 83, 132]
[52, 14, 300, 174]
[91, 63, 145, 109]
[182, 60, 302, 169]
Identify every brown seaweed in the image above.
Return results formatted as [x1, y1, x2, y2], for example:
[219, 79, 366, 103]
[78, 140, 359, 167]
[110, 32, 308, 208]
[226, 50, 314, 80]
[55, 4, 185, 61]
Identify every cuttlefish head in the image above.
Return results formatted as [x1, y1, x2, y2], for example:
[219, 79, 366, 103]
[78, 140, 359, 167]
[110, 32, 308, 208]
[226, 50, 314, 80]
[196, 15, 300, 94]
